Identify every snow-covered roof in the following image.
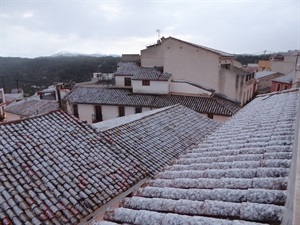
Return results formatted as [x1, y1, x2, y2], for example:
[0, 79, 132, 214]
[4, 99, 59, 117]
[96, 89, 300, 225]
[0, 105, 220, 224]
[256, 71, 280, 79]
[114, 62, 171, 81]
[93, 106, 173, 131]
[65, 86, 241, 116]
[272, 72, 294, 84]
[97, 105, 220, 176]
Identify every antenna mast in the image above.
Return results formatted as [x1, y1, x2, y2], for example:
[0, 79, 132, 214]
[156, 29, 161, 41]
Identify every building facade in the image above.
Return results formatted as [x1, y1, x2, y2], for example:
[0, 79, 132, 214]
[140, 37, 255, 105]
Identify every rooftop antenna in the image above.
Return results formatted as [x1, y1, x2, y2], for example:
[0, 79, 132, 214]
[156, 29, 161, 41]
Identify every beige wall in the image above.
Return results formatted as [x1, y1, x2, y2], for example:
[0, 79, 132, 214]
[140, 38, 250, 103]
[258, 60, 272, 70]
[141, 44, 164, 67]
[5, 112, 22, 122]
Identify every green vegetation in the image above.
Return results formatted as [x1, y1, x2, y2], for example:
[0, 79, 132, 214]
[234, 54, 271, 65]
[0, 56, 121, 96]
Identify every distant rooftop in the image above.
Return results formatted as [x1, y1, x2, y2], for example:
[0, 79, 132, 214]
[65, 86, 241, 116]
[272, 72, 294, 84]
[4, 98, 59, 117]
[114, 62, 171, 81]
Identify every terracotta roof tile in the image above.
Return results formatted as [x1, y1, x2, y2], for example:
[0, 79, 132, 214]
[96, 89, 300, 225]
[0, 105, 219, 224]
[66, 86, 240, 116]
[4, 99, 59, 117]
[114, 62, 171, 81]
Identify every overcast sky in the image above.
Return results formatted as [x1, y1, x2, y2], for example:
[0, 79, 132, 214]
[0, 0, 299, 58]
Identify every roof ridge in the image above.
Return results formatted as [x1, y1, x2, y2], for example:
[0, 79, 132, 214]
[257, 88, 300, 98]
[100, 104, 180, 132]
[0, 109, 63, 125]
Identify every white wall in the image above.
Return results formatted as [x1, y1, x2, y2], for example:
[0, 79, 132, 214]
[132, 80, 170, 94]
[78, 104, 94, 123]
[115, 76, 132, 88]
[170, 82, 212, 95]
[102, 105, 119, 121]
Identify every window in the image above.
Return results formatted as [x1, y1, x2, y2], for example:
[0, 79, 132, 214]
[221, 64, 230, 70]
[277, 84, 281, 91]
[118, 106, 125, 117]
[124, 77, 131, 87]
[284, 85, 288, 90]
[73, 104, 79, 118]
[135, 107, 142, 114]
[142, 80, 150, 86]
[93, 105, 102, 122]
[208, 113, 214, 119]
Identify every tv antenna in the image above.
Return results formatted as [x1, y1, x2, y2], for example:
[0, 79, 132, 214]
[156, 29, 161, 40]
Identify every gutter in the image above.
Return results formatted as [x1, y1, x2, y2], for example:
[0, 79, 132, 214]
[78, 177, 150, 225]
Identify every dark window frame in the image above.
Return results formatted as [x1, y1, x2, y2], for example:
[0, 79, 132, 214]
[208, 113, 214, 119]
[93, 105, 102, 122]
[73, 104, 79, 118]
[135, 107, 142, 114]
[142, 80, 150, 86]
[118, 106, 125, 117]
[277, 83, 281, 91]
[124, 77, 132, 87]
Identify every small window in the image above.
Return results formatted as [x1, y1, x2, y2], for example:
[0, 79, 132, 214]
[142, 80, 150, 86]
[284, 85, 288, 90]
[221, 64, 230, 70]
[135, 107, 142, 114]
[277, 84, 281, 91]
[124, 77, 131, 87]
[118, 106, 125, 117]
[93, 105, 102, 122]
[73, 104, 79, 118]
[208, 113, 213, 119]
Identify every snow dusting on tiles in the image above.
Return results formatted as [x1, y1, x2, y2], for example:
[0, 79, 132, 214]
[96, 89, 300, 225]
[4, 99, 59, 117]
[65, 86, 240, 116]
[114, 62, 171, 81]
[0, 105, 219, 224]
[99, 105, 220, 176]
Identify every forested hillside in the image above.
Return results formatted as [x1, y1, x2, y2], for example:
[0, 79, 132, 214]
[0, 54, 271, 96]
[0, 56, 121, 95]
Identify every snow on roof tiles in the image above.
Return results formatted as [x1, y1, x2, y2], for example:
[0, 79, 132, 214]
[96, 89, 300, 225]
[4, 99, 59, 117]
[0, 105, 219, 224]
[114, 62, 171, 81]
[65, 86, 241, 116]
[99, 105, 220, 176]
